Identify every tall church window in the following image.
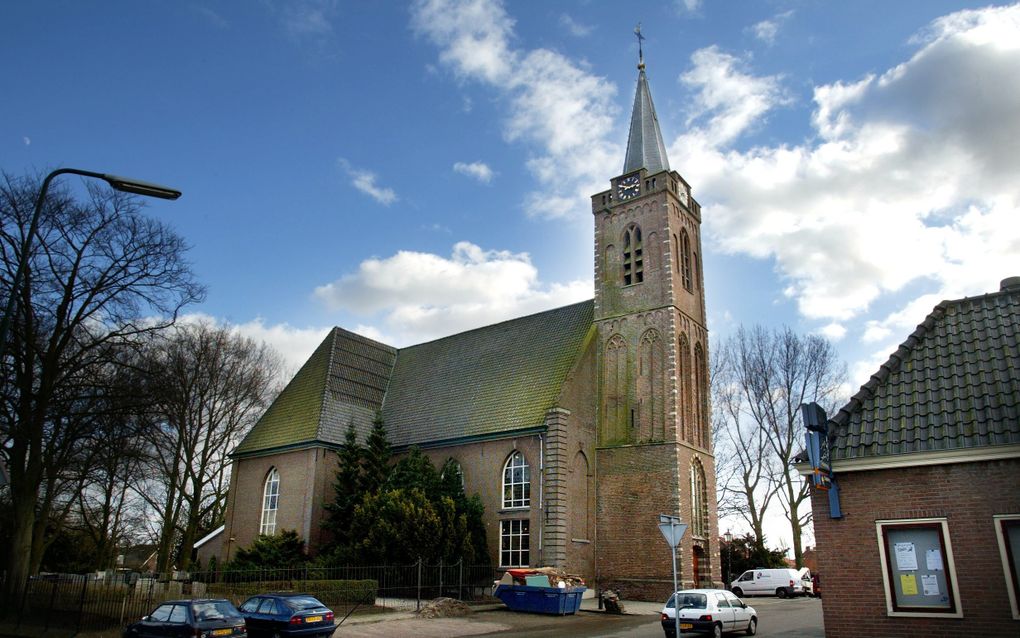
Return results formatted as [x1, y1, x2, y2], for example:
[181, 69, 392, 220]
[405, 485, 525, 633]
[638, 329, 664, 441]
[260, 468, 280, 536]
[672, 234, 680, 274]
[691, 460, 709, 538]
[502, 451, 530, 509]
[623, 225, 643, 285]
[695, 344, 709, 449]
[681, 229, 693, 291]
[678, 334, 692, 442]
[500, 519, 530, 567]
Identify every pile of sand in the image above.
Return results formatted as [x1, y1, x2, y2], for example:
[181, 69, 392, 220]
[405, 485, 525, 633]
[416, 597, 473, 619]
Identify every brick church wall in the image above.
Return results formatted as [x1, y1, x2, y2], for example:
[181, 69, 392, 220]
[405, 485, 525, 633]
[812, 459, 1020, 638]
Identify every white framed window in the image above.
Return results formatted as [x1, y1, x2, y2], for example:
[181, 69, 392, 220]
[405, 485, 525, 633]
[502, 451, 530, 509]
[500, 519, 530, 567]
[994, 514, 1020, 619]
[260, 468, 280, 535]
[875, 518, 962, 618]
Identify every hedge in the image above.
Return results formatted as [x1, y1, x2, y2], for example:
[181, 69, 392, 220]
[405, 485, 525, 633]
[206, 579, 378, 606]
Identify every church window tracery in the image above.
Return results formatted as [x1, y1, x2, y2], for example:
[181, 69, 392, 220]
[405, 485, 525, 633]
[502, 451, 530, 509]
[678, 334, 692, 442]
[260, 468, 280, 535]
[695, 344, 709, 449]
[623, 225, 643, 285]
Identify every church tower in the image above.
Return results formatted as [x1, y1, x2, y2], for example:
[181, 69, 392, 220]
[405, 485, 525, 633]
[591, 48, 720, 597]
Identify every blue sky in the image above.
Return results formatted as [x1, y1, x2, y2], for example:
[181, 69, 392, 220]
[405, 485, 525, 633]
[5, 0, 1019, 550]
[6, 0, 1017, 384]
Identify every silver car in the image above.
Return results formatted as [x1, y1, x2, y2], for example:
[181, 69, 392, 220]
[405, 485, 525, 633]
[660, 589, 757, 638]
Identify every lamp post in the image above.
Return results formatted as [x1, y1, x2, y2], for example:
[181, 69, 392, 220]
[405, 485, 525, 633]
[0, 168, 181, 361]
[724, 530, 733, 588]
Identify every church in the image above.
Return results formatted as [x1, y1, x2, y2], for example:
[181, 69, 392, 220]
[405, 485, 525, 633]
[213, 55, 720, 599]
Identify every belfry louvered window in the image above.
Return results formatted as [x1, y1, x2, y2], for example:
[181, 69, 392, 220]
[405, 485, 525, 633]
[623, 225, 644, 285]
[681, 229, 693, 291]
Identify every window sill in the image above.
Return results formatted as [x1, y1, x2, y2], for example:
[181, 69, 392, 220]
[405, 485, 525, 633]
[499, 508, 531, 514]
[571, 538, 591, 544]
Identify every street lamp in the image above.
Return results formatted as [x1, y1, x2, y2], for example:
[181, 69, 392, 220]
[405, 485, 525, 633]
[0, 167, 181, 360]
[724, 530, 733, 589]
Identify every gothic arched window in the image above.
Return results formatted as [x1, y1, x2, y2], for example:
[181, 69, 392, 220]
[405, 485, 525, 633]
[681, 229, 693, 291]
[678, 334, 692, 442]
[695, 343, 709, 449]
[691, 459, 709, 538]
[623, 225, 643, 285]
[260, 468, 280, 536]
[502, 451, 530, 509]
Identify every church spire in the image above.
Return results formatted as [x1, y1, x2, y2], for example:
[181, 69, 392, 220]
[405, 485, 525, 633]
[622, 26, 670, 175]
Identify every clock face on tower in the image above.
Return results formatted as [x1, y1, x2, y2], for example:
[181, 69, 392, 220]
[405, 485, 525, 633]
[617, 174, 640, 200]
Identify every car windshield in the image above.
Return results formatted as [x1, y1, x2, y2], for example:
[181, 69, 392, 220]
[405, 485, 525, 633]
[666, 593, 707, 609]
[192, 601, 242, 621]
[283, 596, 325, 611]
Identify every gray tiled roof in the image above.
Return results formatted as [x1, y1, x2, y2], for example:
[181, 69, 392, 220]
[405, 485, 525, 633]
[233, 300, 594, 455]
[829, 283, 1020, 461]
[382, 300, 594, 447]
[622, 68, 670, 176]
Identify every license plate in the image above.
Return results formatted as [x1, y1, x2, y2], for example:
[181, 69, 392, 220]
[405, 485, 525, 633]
[680, 623, 693, 630]
[305, 616, 322, 623]
[212, 629, 232, 635]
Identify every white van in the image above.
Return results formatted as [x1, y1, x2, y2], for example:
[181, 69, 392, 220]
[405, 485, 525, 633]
[729, 568, 807, 598]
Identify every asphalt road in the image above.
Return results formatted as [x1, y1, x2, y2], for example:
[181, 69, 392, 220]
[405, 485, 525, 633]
[338, 595, 824, 637]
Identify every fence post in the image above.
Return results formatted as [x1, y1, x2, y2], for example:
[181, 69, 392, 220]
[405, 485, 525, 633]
[458, 559, 464, 601]
[44, 581, 57, 631]
[438, 559, 443, 599]
[77, 574, 89, 632]
[416, 559, 422, 612]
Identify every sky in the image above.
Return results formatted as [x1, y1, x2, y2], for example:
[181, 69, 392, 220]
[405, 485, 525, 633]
[4, 1, 1019, 548]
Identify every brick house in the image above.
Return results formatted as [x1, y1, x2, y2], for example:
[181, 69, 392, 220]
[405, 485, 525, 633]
[213, 59, 721, 599]
[805, 278, 1020, 637]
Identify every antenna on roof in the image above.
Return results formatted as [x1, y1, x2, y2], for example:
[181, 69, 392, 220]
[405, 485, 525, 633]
[634, 23, 645, 70]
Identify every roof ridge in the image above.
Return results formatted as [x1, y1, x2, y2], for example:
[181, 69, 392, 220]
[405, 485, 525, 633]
[398, 299, 594, 352]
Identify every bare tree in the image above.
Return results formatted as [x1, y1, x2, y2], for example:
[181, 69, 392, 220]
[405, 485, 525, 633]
[138, 321, 281, 571]
[711, 343, 780, 550]
[715, 326, 845, 567]
[0, 173, 203, 593]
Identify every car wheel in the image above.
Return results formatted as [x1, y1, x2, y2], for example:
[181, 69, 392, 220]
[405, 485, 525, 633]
[776, 587, 788, 599]
[745, 617, 757, 636]
[732, 587, 744, 598]
[711, 623, 723, 638]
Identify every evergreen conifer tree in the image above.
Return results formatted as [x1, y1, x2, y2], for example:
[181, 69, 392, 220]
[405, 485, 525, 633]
[322, 420, 363, 544]
[362, 412, 391, 493]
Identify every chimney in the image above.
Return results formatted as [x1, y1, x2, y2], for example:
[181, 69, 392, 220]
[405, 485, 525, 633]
[1001, 277, 1020, 292]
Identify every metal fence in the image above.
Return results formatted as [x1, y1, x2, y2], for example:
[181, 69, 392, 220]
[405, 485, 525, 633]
[0, 561, 501, 635]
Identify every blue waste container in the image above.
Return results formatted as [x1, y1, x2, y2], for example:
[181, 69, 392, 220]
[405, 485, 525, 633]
[493, 584, 587, 615]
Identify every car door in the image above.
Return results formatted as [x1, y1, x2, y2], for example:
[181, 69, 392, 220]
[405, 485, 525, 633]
[164, 603, 192, 638]
[714, 593, 735, 631]
[734, 570, 754, 594]
[240, 598, 266, 637]
[257, 597, 282, 636]
[725, 592, 749, 628]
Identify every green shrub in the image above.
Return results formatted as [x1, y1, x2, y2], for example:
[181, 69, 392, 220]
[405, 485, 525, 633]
[206, 579, 377, 606]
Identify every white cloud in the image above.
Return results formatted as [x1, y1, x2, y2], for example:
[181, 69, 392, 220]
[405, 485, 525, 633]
[313, 241, 592, 345]
[453, 161, 494, 183]
[675, 0, 702, 14]
[818, 322, 847, 341]
[749, 11, 794, 45]
[337, 158, 398, 205]
[559, 14, 593, 37]
[281, 1, 336, 38]
[412, 0, 621, 220]
[177, 313, 330, 382]
[22, 137, 30, 146]
[669, 5, 1020, 377]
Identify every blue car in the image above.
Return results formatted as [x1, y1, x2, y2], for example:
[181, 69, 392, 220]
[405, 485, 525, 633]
[124, 599, 246, 638]
[238, 594, 336, 638]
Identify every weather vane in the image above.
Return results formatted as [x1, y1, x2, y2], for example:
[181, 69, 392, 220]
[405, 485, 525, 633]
[635, 23, 645, 68]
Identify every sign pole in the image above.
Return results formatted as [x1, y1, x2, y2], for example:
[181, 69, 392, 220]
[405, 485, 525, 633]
[658, 514, 688, 638]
